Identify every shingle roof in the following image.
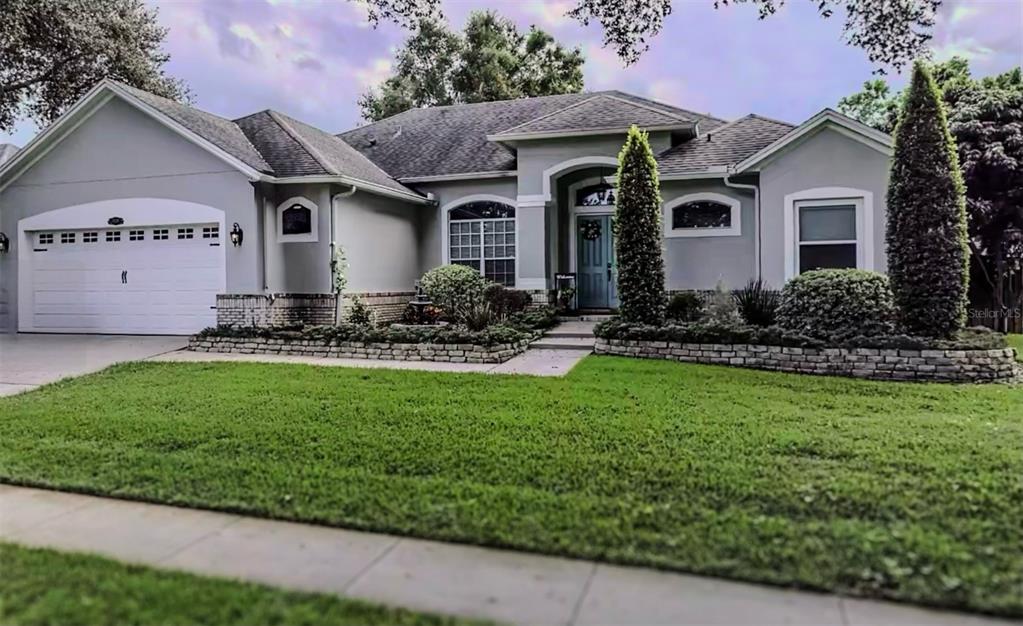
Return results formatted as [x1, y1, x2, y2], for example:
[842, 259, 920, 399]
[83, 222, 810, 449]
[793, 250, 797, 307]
[656, 115, 796, 175]
[113, 82, 274, 174]
[339, 90, 726, 180]
[0, 143, 18, 166]
[234, 111, 323, 177]
[492, 94, 694, 137]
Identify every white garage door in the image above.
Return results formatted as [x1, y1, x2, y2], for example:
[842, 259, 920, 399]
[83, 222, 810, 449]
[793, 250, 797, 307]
[27, 223, 224, 335]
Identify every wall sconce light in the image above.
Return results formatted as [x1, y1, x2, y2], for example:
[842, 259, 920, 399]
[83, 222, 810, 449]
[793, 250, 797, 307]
[0, 232, 9, 254]
[230, 222, 243, 247]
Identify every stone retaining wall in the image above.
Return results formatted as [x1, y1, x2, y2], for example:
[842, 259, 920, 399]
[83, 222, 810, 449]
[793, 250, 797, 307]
[595, 338, 1019, 383]
[190, 335, 531, 364]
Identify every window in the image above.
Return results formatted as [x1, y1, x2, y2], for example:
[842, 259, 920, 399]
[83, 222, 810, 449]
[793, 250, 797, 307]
[177, 228, 194, 239]
[153, 229, 169, 240]
[129, 230, 145, 241]
[202, 226, 219, 239]
[797, 203, 857, 274]
[575, 183, 616, 207]
[664, 193, 741, 237]
[60, 232, 75, 244]
[276, 196, 318, 242]
[38, 233, 53, 245]
[106, 231, 121, 242]
[83, 232, 98, 243]
[447, 200, 516, 286]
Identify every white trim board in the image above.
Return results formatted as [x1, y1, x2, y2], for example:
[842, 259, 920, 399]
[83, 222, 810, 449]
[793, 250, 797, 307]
[540, 156, 619, 202]
[438, 194, 518, 283]
[276, 196, 319, 243]
[663, 192, 742, 238]
[782, 186, 875, 280]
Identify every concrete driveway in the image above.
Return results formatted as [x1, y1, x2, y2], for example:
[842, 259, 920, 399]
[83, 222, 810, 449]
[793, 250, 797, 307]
[0, 334, 187, 396]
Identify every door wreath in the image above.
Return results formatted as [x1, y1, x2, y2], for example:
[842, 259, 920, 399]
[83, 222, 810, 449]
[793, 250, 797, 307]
[581, 219, 602, 241]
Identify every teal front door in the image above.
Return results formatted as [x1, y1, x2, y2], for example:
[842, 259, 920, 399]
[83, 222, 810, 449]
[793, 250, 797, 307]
[576, 215, 618, 309]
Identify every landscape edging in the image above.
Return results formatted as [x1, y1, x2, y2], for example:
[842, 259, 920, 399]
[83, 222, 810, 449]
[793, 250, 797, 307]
[189, 335, 532, 364]
[594, 338, 1019, 383]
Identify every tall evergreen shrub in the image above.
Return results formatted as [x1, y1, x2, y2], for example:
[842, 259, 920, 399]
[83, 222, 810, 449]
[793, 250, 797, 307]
[614, 126, 666, 324]
[886, 61, 970, 337]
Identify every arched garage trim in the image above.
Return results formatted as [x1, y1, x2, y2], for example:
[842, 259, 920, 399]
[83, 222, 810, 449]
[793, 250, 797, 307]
[17, 198, 226, 333]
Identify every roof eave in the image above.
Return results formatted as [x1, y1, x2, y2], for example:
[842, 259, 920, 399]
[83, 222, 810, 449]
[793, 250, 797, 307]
[734, 109, 893, 173]
[487, 123, 695, 144]
[265, 174, 431, 204]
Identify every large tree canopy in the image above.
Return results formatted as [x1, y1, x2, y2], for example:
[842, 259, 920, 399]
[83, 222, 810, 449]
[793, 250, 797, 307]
[359, 11, 584, 122]
[0, 0, 188, 133]
[840, 58, 1023, 330]
[364, 0, 942, 71]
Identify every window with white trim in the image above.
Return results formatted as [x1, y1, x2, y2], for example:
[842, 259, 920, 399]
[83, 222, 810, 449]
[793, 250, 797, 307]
[60, 232, 75, 244]
[448, 201, 516, 286]
[665, 193, 741, 237]
[796, 201, 857, 273]
[83, 232, 98, 243]
[202, 226, 219, 239]
[153, 229, 169, 240]
[276, 196, 318, 243]
[129, 229, 145, 241]
[177, 228, 194, 240]
[38, 233, 53, 245]
[106, 231, 121, 242]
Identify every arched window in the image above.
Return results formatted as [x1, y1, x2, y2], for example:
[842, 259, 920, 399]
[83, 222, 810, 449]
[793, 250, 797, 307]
[448, 200, 516, 286]
[575, 183, 616, 207]
[276, 196, 318, 242]
[664, 193, 741, 238]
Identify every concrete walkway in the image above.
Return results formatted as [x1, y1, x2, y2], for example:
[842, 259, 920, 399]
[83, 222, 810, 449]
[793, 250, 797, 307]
[0, 485, 1010, 626]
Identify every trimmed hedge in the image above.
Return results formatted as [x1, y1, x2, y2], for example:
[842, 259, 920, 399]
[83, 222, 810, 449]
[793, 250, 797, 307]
[196, 322, 529, 347]
[777, 269, 896, 340]
[594, 318, 1008, 352]
[419, 264, 489, 319]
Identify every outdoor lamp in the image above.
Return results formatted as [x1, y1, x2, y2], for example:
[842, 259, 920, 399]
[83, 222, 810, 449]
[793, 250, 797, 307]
[230, 222, 243, 247]
[0, 232, 9, 254]
[595, 168, 615, 204]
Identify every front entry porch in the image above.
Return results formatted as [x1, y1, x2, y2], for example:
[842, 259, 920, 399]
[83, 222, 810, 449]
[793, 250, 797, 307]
[574, 213, 618, 309]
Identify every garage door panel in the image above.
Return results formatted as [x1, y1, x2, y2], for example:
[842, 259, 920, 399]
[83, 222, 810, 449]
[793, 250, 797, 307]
[27, 222, 223, 335]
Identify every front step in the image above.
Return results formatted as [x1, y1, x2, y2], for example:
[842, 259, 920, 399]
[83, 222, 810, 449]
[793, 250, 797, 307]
[557, 315, 614, 323]
[530, 336, 595, 351]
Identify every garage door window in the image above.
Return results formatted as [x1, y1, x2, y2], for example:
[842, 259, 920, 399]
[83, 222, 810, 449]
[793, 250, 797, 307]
[129, 230, 145, 241]
[83, 232, 98, 243]
[202, 226, 219, 239]
[38, 233, 53, 245]
[177, 228, 194, 239]
[106, 231, 121, 242]
[153, 229, 169, 240]
[60, 233, 75, 244]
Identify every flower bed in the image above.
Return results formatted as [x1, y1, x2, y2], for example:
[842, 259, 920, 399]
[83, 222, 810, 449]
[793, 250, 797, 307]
[190, 322, 539, 364]
[595, 320, 1019, 383]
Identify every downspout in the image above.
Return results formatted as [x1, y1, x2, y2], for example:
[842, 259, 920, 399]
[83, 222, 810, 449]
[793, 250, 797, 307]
[723, 170, 761, 281]
[331, 185, 357, 323]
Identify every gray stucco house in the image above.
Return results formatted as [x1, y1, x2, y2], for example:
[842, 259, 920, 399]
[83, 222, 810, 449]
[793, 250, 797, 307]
[0, 80, 892, 335]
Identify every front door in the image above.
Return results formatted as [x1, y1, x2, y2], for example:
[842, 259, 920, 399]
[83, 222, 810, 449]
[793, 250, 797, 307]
[576, 214, 617, 309]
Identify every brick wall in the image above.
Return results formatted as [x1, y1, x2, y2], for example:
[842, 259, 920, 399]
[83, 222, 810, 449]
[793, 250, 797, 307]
[217, 292, 417, 328]
[342, 292, 415, 324]
[190, 335, 530, 364]
[595, 338, 1020, 383]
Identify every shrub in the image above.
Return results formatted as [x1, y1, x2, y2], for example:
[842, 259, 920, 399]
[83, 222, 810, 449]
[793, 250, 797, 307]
[420, 265, 489, 320]
[704, 281, 742, 325]
[776, 269, 896, 340]
[614, 125, 666, 324]
[345, 297, 374, 326]
[197, 322, 529, 347]
[506, 306, 559, 332]
[400, 303, 442, 325]
[887, 61, 970, 338]
[458, 299, 497, 332]
[666, 292, 703, 322]
[733, 278, 780, 327]
[484, 284, 532, 319]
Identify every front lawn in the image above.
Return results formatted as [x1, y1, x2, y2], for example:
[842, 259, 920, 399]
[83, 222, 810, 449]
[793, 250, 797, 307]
[0, 543, 479, 626]
[1, 358, 1021, 616]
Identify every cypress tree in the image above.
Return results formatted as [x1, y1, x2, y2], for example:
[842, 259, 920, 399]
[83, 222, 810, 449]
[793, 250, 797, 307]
[614, 125, 666, 324]
[886, 61, 970, 337]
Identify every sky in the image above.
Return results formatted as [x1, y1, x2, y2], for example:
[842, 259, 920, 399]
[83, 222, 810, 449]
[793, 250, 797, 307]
[3, 0, 1021, 147]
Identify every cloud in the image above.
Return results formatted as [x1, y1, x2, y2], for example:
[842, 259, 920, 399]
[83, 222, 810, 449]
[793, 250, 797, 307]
[949, 5, 980, 25]
[293, 54, 325, 72]
[521, 0, 574, 29]
[933, 37, 996, 62]
[582, 43, 625, 88]
[647, 79, 687, 106]
[354, 58, 393, 90]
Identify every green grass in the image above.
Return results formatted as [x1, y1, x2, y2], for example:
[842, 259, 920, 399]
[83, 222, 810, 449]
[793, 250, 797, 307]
[1, 358, 1021, 617]
[1008, 334, 1022, 362]
[0, 543, 481, 626]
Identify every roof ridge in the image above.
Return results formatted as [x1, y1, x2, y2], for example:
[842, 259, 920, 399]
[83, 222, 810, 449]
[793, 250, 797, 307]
[266, 110, 337, 175]
[599, 93, 695, 123]
[745, 113, 797, 128]
[609, 91, 729, 125]
[492, 95, 601, 135]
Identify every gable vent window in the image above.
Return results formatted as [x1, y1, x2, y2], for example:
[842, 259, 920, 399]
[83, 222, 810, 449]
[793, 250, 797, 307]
[665, 193, 742, 238]
[177, 228, 194, 240]
[38, 233, 54, 245]
[153, 229, 169, 240]
[282, 205, 312, 235]
[448, 200, 516, 286]
[276, 197, 319, 243]
[202, 226, 219, 239]
[106, 231, 121, 242]
[60, 232, 76, 244]
[83, 232, 98, 243]
[129, 230, 145, 241]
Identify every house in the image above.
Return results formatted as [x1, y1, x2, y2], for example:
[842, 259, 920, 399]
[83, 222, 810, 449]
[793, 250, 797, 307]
[0, 80, 892, 335]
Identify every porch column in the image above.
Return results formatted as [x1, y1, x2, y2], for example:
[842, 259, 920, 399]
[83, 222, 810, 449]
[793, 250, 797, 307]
[515, 195, 548, 290]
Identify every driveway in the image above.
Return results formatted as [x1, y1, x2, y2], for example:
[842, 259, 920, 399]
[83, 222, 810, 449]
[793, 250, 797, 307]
[0, 334, 187, 396]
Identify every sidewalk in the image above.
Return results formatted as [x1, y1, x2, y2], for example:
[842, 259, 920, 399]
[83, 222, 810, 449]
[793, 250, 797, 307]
[0, 485, 1010, 626]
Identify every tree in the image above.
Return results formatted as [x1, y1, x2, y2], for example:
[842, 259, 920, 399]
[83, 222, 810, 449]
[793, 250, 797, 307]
[840, 58, 1023, 331]
[886, 62, 969, 338]
[0, 0, 188, 133]
[614, 126, 666, 325]
[365, 0, 941, 71]
[360, 11, 584, 121]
